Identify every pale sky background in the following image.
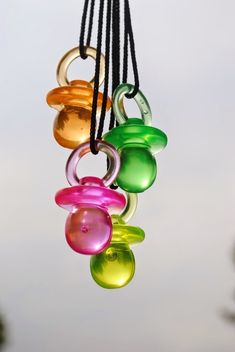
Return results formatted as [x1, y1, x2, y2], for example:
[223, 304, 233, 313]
[0, 0, 235, 351]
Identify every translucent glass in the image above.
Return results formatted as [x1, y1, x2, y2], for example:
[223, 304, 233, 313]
[65, 206, 112, 255]
[56, 46, 106, 87]
[103, 83, 167, 192]
[65, 141, 121, 188]
[90, 243, 135, 289]
[103, 119, 167, 192]
[53, 106, 91, 149]
[90, 215, 145, 288]
[47, 80, 111, 149]
[55, 180, 126, 213]
[55, 177, 126, 256]
[117, 144, 157, 193]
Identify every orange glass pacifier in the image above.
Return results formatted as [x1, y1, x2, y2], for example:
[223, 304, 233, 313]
[46, 47, 111, 149]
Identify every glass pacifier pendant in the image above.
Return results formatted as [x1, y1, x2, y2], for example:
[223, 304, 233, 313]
[103, 83, 167, 193]
[55, 140, 126, 255]
[47, 47, 111, 149]
[90, 193, 145, 289]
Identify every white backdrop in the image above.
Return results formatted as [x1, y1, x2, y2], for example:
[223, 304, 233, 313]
[0, 1, 235, 351]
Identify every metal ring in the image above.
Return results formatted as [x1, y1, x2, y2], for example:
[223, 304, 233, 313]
[121, 193, 138, 223]
[113, 83, 152, 126]
[56, 46, 105, 87]
[66, 140, 120, 187]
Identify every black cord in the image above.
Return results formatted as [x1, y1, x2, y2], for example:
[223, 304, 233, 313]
[109, 0, 120, 131]
[86, 0, 95, 47]
[79, 0, 89, 59]
[97, 0, 112, 139]
[123, 0, 140, 98]
[123, 0, 128, 84]
[79, 0, 95, 60]
[79, 0, 140, 156]
[90, 0, 105, 154]
[106, 0, 120, 189]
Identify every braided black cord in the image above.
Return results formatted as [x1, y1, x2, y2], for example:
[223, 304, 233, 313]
[97, 0, 112, 139]
[123, 0, 129, 83]
[79, 0, 89, 59]
[89, 0, 105, 154]
[79, 0, 140, 155]
[109, 0, 120, 131]
[123, 0, 140, 98]
[79, 0, 95, 59]
[86, 0, 95, 47]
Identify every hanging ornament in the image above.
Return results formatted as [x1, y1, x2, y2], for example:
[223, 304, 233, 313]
[90, 193, 145, 289]
[103, 83, 168, 193]
[55, 140, 126, 255]
[47, 0, 167, 288]
[47, 47, 111, 149]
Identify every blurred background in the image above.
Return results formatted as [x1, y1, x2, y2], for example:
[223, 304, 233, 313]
[0, 0, 235, 351]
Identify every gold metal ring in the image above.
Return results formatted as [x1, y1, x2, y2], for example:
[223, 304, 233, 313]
[56, 46, 105, 87]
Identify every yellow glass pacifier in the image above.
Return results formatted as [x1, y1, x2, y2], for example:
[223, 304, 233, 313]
[90, 193, 145, 289]
[46, 47, 111, 149]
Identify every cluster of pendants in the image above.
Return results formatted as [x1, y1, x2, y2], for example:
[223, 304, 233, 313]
[46, 46, 167, 289]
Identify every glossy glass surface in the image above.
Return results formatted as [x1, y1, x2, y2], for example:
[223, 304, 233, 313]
[53, 106, 91, 149]
[112, 83, 152, 125]
[65, 206, 112, 255]
[47, 80, 111, 149]
[111, 215, 145, 245]
[90, 243, 135, 288]
[103, 118, 167, 155]
[121, 193, 138, 223]
[90, 215, 145, 289]
[103, 118, 167, 193]
[56, 177, 126, 256]
[47, 80, 108, 110]
[55, 177, 126, 213]
[56, 47, 105, 87]
[117, 145, 157, 192]
[66, 142, 121, 188]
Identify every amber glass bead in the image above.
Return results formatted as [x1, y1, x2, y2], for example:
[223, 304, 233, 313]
[47, 80, 111, 149]
[53, 106, 91, 148]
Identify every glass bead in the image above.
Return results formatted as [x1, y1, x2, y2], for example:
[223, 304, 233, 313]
[90, 214, 145, 289]
[65, 206, 112, 255]
[117, 145, 157, 192]
[53, 107, 91, 149]
[47, 80, 111, 149]
[103, 118, 167, 193]
[90, 243, 135, 289]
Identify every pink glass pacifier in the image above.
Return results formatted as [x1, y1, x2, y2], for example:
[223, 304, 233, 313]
[55, 140, 126, 255]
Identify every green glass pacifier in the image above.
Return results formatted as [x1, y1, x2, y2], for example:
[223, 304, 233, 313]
[103, 83, 167, 193]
